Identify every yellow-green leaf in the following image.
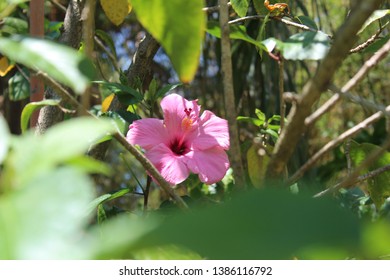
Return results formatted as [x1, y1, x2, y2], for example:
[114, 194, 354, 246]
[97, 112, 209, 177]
[349, 141, 390, 209]
[131, 0, 205, 83]
[100, 0, 132, 26]
[247, 143, 272, 188]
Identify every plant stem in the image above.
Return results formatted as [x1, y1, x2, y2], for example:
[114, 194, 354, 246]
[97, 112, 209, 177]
[219, 0, 245, 189]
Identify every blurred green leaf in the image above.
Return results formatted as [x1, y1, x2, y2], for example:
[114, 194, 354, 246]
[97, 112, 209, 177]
[132, 0, 204, 83]
[20, 99, 60, 133]
[295, 15, 318, 30]
[0, 115, 10, 164]
[362, 221, 390, 259]
[282, 31, 330, 60]
[231, 0, 249, 17]
[94, 81, 143, 105]
[95, 29, 117, 59]
[133, 244, 203, 260]
[358, 9, 390, 34]
[207, 21, 268, 52]
[8, 70, 30, 101]
[255, 109, 266, 122]
[65, 156, 112, 177]
[349, 142, 390, 209]
[5, 117, 116, 188]
[137, 189, 360, 259]
[0, 167, 95, 259]
[0, 17, 28, 35]
[0, 36, 95, 94]
[155, 83, 182, 101]
[237, 116, 264, 127]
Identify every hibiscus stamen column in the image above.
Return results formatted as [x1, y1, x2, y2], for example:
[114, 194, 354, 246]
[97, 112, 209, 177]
[219, 0, 245, 189]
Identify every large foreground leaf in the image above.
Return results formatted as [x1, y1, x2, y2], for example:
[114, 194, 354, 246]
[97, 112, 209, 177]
[0, 168, 94, 259]
[134, 189, 360, 259]
[131, 0, 205, 83]
[0, 36, 95, 94]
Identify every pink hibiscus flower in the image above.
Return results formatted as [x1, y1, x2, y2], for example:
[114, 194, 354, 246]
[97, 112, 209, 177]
[126, 93, 230, 185]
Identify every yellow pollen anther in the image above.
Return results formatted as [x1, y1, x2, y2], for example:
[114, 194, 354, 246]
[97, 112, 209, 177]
[182, 117, 193, 131]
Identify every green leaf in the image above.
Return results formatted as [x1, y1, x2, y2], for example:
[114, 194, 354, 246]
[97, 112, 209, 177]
[138, 189, 360, 259]
[294, 15, 318, 30]
[0, 115, 10, 164]
[65, 156, 112, 176]
[237, 116, 264, 127]
[0, 17, 28, 35]
[8, 70, 30, 101]
[6, 117, 116, 189]
[20, 99, 60, 133]
[255, 108, 266, 122]
[0, 36, 95, 94]
[231, 0, 249, 18]
[95, 29, 117, 59]
[246, 144, 270, 188]
[94, 81, 143, 105]
[155, 83, 182, 101]
[133, 244, 203, 260]
[0, 167, 95, 259]
[358, 9, 390, 34]
[131, 0, 205, 83]
[280, 31, 330, 60]
[349, 142, 390, 209]
[363, 35, 390, 54]
[207, 21, 268, 52]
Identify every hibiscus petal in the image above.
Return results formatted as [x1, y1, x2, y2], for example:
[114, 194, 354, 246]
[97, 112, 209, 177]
[186, 147, 230, 184]
[160, 93, 201, 134]
[146, 144, 190, 185]
[126, 118, 169, 150]
[192, 110, 230, 150]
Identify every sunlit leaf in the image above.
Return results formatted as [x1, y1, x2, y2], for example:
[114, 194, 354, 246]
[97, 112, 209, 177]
[102, 93, 115, 113]
[20, 99, 60, 133]
[0, 167, 95, 259]
[207, 21, 268, 52]
[6, 117, 116, 188]
[0, 56, 14, 76]
[0, 36, 95, 94]
[100, 0, 132, 26]
[358, 9, 390, 34]
[132, 0, 205, 83]
[265, 31, 330, 60]
[138, 189, 360, 259]
[231, 0, 249, 17]
[247, 143, 270, 188]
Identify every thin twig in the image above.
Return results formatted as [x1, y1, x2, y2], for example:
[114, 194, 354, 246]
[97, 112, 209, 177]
[80, 0, 96, 115]
[288, 105, 390, 184]
[35, 71, 188, 209]
[305, 38, 390, 126]
[266, 0, 383, 179]
[278, 57, 285, 131]
[202, 1, 231, 13]
[314, 137, 390, 198]
[350, 22, 389, 53]
[219, 0, 245, 189]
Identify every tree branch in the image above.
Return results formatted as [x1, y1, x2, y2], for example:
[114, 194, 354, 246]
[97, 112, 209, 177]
[219, 0, 245, 189]
[314, 137, 390, 198]
[265, 0, 384, 180]
[305, 37, 390, 126]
